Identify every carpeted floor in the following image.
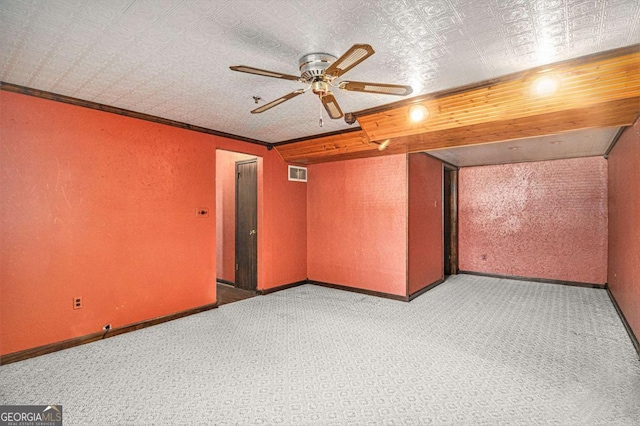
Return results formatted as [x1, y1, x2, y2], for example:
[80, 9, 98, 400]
[1, 274, 639, 425]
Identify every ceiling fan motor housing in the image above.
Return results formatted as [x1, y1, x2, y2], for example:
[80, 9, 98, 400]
[299, 53, 337, 82]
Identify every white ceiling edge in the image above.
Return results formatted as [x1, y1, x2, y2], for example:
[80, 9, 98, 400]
[426, 127, 621, 168]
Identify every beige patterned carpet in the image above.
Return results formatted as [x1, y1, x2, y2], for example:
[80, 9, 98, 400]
[1, 274, 639, 425]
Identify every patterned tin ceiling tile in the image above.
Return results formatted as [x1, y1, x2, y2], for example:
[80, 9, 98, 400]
[1, 0, 639, 143]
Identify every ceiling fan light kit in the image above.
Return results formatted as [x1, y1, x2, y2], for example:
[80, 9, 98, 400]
[230, 44, 413, 124]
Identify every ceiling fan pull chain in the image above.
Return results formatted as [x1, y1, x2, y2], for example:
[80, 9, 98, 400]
[319, 99, 324, 127]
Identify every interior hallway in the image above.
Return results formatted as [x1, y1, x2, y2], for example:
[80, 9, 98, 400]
[216, 282, 256, 306]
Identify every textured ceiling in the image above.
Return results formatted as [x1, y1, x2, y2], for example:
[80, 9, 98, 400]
[1, 0, 639, 144]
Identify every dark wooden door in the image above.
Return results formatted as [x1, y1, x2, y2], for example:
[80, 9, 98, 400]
[235, 160, 257, 291]
[443, 167, 458, 275]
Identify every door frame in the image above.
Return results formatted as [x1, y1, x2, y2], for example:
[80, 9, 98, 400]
[443, 164, 459, 275]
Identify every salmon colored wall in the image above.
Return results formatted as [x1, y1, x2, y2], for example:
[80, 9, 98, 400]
[260, 152, 307, 289]
[215, 150, 256, 283]
[408, 154, 444, 295]
[0, 91, 306, 355]
[608, 118, 640, 340]
[458, 157, 608, 284]
[307, 155, 408, 296]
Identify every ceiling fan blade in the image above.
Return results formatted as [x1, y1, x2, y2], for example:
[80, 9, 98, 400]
[324, 44, 375, 78]
[230, 65, 301, 81]
[339, 81, 413, 96]
[321, 93, 343, 119]
[251, 90, 304, 114]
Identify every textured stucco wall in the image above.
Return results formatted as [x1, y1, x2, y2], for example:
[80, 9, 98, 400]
[0, 91, 216, 355]
[608, 118, 640, 340]
[459, 157, 608, 284]
[0, 90, 306, 355]
[260, 152, 307, 290]
[408, 154, 443, 295]
[307, 155, 408, 296]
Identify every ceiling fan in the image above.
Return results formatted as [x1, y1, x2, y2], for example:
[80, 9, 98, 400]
[229, 44, 413, 123]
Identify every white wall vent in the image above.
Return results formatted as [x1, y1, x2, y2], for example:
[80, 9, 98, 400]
[288, 165, 307, 182]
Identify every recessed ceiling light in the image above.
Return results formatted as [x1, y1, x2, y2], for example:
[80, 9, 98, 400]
[408, 104, 429, 122]
[508, 146, 520, 150]
[532, 74, 560, 96]
[549, 140, 562, 144]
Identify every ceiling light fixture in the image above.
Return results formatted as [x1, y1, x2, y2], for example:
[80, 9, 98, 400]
[532, 74, 560, 96]
[376, 139, 391, 151]
[408, 104, 429, 122]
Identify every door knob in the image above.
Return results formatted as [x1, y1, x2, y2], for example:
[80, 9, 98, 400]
[249, 229, 256, 235]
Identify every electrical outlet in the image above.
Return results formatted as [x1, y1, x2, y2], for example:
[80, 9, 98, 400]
[103, 324, 111, 332]
[73, 297, 82, 310]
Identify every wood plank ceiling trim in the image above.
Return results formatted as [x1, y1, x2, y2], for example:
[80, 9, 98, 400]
[354, 44, 640, 117]
[393, 97, 640, 152]
[357, 50, 640, 140]
[276, 44, 640, 164]
[275, 130, 374, 164]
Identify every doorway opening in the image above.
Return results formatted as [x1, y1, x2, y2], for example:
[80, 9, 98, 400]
[215, 150, 260, 304]
[443, 165, 458, 276]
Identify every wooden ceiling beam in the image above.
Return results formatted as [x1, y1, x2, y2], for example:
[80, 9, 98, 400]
[358, 54, 640, 141]
[276, 130, 373, 164]
[275, 44, 640, 164]
[278, 97, 639, 164]
[394, 97, 640, 152]
[351, 44, 640, 117]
